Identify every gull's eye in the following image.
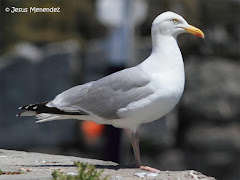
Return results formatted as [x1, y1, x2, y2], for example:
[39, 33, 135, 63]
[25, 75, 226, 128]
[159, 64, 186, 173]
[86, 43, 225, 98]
[172, 19, 178, 23]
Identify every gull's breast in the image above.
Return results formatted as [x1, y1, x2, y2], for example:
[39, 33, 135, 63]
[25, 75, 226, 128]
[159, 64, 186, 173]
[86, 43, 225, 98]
[115, 66, 185, 128]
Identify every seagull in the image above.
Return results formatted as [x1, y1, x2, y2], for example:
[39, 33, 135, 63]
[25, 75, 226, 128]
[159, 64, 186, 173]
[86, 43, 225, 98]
[17, 11, 204, 172]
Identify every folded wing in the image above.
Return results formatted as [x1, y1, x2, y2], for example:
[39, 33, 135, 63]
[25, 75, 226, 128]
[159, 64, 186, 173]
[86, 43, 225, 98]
[47, 67, 154, 120]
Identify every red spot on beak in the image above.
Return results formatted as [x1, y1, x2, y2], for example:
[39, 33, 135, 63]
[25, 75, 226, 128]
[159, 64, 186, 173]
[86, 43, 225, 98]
[196, 33, 202, 37]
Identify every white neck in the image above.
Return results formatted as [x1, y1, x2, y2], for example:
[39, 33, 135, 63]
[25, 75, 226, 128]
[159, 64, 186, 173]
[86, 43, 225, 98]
[151, 30, 179, 55]
[139, 33, 183, 74]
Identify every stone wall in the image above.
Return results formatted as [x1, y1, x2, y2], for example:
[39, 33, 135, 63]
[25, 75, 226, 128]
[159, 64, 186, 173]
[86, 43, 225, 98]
[0, 41, 79, 149]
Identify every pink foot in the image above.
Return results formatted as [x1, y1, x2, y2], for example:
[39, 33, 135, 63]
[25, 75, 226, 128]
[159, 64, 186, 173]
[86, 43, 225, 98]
[139, 166, 161, 173]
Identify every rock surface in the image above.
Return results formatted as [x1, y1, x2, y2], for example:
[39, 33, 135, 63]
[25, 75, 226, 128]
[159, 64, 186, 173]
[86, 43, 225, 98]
[0, 149, 215, 180]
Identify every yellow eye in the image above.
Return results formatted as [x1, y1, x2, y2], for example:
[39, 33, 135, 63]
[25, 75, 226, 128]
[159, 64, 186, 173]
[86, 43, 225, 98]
[172, 19, 178, 23]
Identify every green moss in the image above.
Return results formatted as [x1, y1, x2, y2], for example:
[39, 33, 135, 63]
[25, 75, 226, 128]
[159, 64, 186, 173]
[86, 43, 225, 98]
[52, 162, 108, 180]
[0, 169, 23, 175]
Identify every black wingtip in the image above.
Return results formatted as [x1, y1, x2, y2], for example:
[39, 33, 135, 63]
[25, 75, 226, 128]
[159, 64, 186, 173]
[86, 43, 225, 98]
[17, 101, 86, 117]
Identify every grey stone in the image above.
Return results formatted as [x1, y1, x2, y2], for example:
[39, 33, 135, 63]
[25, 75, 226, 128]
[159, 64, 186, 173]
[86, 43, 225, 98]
[185, 124, 240, 151]
[182, 57, 240, 122]
[0, 149, 215, 180]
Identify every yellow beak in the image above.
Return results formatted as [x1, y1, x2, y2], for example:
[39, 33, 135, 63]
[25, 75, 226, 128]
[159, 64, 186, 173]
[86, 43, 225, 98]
[183, 25, 205, 38]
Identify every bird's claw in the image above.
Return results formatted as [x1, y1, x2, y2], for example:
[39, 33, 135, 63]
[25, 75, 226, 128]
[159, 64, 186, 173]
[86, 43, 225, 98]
[139, 166, 161, 173]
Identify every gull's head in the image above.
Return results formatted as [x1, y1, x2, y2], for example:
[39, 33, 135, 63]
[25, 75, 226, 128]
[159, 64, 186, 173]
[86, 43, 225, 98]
[152, 11, 204, 39]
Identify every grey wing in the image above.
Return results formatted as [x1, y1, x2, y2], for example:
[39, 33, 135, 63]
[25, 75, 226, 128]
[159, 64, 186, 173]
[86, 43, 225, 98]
[47, 66, 154, 119]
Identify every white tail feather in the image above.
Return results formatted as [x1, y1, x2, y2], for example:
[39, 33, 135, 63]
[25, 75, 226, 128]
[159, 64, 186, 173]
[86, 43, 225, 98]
[36, 113, 61, 123]
[35, 113, 98, 123]
[17, 111, 37, 116]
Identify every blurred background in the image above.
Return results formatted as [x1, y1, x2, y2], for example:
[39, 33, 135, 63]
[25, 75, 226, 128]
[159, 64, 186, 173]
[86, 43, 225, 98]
[0, 0, 239, 180]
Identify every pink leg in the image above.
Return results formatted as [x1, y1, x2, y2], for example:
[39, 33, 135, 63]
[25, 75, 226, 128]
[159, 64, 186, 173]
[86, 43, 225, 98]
[131, 131, 141, 167]
[131, 130, 160, 173]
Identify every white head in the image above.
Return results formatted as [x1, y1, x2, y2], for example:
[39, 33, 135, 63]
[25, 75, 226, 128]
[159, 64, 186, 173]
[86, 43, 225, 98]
[152, 11, 204, 39]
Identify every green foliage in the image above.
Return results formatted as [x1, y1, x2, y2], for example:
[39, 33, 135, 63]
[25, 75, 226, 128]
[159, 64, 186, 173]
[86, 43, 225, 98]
[52, 162, 108, 180]
[0, 169, 23, 175]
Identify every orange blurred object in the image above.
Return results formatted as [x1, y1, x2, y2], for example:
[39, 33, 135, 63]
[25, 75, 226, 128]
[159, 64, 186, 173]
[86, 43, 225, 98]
[81, 121, 104, 144]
